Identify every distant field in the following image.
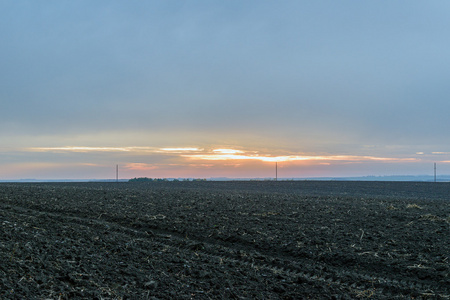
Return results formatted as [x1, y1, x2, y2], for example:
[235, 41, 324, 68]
[0, 181, 448, 299]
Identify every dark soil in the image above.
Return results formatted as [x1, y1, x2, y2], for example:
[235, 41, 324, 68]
[0, 181, 449, 299]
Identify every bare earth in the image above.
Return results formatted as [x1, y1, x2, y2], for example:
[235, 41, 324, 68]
[0, 181, 449, 299]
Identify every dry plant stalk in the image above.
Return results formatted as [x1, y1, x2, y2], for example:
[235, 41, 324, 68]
[406, 204, 422, 209]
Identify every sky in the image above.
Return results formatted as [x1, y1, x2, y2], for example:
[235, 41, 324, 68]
[1, 1, 450, 180]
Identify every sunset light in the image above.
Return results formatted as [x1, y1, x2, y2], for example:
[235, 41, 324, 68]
[212, 149, 244, 154]
[3, 145, 438, 180]
[182, 151, 419, 164]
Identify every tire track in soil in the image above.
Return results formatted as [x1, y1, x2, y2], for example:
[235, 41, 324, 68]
[3, 202, 449, 299]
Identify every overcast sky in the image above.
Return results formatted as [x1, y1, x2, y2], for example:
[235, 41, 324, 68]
[1, 1, 450, 179]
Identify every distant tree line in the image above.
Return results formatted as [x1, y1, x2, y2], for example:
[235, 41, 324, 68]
[128, 177, 167, 182]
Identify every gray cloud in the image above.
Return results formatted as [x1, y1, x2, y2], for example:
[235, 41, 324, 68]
[2, 1, 450, 151]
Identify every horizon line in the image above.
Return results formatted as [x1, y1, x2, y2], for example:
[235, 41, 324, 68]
[1, 174, 450, 183]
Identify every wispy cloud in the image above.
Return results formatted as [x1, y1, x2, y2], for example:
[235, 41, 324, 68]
[182, 149, 418, 164]
[24, 146, 418, 164]
[27, 146, 158, 153]
[26, 146, 203, 154]
[213, 149, 244, 154]
[159, 148, 203, 152]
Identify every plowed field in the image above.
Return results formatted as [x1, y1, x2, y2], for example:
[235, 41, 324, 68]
[0, 181, 449, 299]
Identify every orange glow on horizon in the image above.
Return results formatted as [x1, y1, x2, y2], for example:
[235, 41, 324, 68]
[24, 146, 420, 163]
[17, 145, 422, 179]
[24, 146, 420, 165]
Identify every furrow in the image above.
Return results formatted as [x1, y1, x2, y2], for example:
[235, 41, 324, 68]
[3, 202, 449, 298]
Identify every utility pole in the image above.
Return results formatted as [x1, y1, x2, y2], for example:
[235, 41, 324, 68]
[434, 163, 436, 183]
[116, 164, 119, 183]
[276, 162, 278, 181]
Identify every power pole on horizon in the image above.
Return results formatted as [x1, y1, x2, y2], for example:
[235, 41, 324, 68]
[116, 164, 119, 183]
[434, 162, 436, 183]
[276, 162, 278, 181]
